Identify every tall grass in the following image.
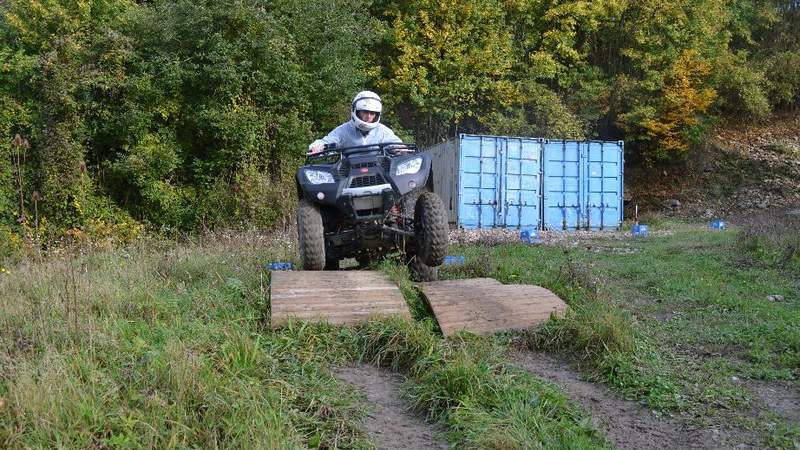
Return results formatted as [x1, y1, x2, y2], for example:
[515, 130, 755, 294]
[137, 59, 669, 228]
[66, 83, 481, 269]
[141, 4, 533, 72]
[1, 230, 609, 449]
[0, 230, 373, 449]
[506, 256, 685, 409]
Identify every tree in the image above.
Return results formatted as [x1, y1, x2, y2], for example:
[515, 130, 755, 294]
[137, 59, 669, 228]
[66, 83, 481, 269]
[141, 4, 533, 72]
[377, 0, 517, 144]
[619, 50, 716, 161]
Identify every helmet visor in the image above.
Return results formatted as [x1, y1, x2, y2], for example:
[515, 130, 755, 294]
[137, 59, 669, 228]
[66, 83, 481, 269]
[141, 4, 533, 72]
[356, 110, 380, 123]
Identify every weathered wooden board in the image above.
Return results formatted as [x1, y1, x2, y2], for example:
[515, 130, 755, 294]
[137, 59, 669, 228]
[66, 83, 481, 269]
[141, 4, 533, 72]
[419, 278, 567, 336]
[270, 271, 411, 327]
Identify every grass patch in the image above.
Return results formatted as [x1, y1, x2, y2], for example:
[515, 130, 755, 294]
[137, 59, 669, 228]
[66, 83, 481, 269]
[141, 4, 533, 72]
[346, 319, 609, 449]
[1, 231, 607, 449]
[441, 221, 799, 447]
[439, 242, 685, 411]
[0, 231, 370, 449]
[377, 256, 437, 326]
[767, 422, 800, 449]
[3, 221, 796, 448]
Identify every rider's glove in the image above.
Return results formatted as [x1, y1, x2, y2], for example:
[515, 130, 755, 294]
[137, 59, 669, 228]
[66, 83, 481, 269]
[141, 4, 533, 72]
[307, 142, 323, 155]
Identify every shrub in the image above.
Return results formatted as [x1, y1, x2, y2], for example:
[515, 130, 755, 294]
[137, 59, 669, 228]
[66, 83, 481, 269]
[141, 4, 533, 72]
[619, 50, 717, 162]
[0, 224, 25, 261]
[766, 50, 800, 110]
[713, 53, 771, 119]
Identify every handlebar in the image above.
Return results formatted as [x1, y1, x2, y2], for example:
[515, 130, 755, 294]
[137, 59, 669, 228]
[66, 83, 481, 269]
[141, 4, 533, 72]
[306, 142, 419, 163]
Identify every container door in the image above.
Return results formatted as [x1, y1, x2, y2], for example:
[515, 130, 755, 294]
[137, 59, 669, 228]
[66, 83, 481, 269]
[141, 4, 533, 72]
[584, 141, 623, 230]
[501, 138, 542, 229]
[543, 140, 582, 230]
[458, 135, 501, 228]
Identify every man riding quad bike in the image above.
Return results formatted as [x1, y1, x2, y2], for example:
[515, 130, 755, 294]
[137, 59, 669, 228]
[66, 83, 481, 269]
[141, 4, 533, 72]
[297, 90, 448, 281]
[295, 142, 448, 281]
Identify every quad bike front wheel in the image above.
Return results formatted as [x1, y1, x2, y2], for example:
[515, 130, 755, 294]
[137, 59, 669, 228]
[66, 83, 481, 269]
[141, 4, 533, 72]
[414, 192, 448, 267]
[407, 254, 438, 282]
[297, 199, 326, 270]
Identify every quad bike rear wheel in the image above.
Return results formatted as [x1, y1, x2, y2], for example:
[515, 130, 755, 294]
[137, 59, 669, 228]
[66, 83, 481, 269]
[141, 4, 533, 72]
[297, 198, 325, 270]
[414, 192, 448, 267]
[407, 254, 438, 282]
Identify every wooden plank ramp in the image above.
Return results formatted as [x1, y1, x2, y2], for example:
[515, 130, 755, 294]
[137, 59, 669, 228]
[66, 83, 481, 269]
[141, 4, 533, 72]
[419, 278, 568, 336]
[270, 271, 410, 327]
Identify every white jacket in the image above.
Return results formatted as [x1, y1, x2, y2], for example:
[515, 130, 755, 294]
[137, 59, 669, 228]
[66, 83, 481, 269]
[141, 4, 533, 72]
[311, 120, 402, 149]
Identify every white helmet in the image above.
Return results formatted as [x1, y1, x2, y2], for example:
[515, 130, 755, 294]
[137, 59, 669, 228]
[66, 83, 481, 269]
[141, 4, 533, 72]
[351, 90, 382, 132]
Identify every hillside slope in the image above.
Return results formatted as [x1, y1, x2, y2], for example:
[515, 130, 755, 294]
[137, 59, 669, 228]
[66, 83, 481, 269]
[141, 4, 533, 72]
[626, 114, 800, 220]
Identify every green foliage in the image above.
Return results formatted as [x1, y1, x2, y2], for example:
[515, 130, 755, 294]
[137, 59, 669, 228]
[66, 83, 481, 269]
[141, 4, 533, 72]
[0, 0, 375, 238]
[1, 0, 799, 238]
[482, 82, 586, 139]
[713, 52, 771, 118]
[108, 131, 194, 228]
[619, 50, 717, 161]
[377, 0, 517, 143]
[0, 224, 24, 261]
[766, 50, 800, 109]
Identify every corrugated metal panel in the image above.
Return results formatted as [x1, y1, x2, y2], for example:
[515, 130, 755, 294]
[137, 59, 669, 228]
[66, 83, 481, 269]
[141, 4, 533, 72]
[500, 137, 541, 229]
[584, 141, 623, 230]
[456, 135, 542, 229]
[543, 140, 623, 230]
[427, 139, 459, 226]
[426, 135, 623, 231]
[543, 140, 582, 230]
[459, 135, 501, 228]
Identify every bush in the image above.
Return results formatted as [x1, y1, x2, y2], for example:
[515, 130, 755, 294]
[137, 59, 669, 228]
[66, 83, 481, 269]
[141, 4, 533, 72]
[766, 50, 800, 110]
[713, 53, 771, 119]
[618, 50, 717, 162]
[0, 224, 25, 262]
[0, 0, 374, 237]
[482, 83, 586, 139]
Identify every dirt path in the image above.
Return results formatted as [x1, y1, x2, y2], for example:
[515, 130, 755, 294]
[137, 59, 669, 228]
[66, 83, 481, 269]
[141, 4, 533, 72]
[746, 379, 800, 423]
[335, 364, 449, 450]
[513, 352, 761, 450]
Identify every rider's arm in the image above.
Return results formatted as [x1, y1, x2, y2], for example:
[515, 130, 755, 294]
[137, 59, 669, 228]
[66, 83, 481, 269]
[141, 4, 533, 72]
[314, 123, 348, 147]
[380, 125, 403, 144]
[309, 123, 348, 153]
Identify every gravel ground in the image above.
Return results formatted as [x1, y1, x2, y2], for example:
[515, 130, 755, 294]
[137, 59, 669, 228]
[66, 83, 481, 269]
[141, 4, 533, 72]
[449, 227, 674, 247]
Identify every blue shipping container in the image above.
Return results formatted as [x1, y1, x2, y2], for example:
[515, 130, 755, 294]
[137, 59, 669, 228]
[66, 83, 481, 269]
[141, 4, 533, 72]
[427, 134, 624, 230]
[543, 140, 624, 230]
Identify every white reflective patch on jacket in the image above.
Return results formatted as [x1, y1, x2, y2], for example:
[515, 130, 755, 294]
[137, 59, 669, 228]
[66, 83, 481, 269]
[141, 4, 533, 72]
[311, 120, 402, 148]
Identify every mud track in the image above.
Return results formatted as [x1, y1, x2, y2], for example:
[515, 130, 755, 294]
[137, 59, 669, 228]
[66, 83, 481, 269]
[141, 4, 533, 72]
[513, 352, 762, 450]
[336, 364, 449, 450]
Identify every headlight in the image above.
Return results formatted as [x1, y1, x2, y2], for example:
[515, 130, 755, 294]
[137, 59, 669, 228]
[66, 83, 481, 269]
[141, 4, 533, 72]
[304, 170, 334, 184]
[395, 157, 422, 176]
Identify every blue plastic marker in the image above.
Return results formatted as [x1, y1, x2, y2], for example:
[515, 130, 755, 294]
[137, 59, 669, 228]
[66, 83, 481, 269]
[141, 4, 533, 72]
[709, 220, 725, 230]
[444, 255, 465, 266]
[632, 224, 649, 238]
[267, 262, 293, 271]
[520, 229, 541, 244]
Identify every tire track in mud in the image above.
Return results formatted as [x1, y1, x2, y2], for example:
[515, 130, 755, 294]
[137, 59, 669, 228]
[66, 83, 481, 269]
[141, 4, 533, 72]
[513, 352, 761, 450]
[335, 364, 449, 450]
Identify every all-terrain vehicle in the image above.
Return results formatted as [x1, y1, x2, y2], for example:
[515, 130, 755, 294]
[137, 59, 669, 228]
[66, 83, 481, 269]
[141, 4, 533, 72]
[295, 143, 448, 281]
